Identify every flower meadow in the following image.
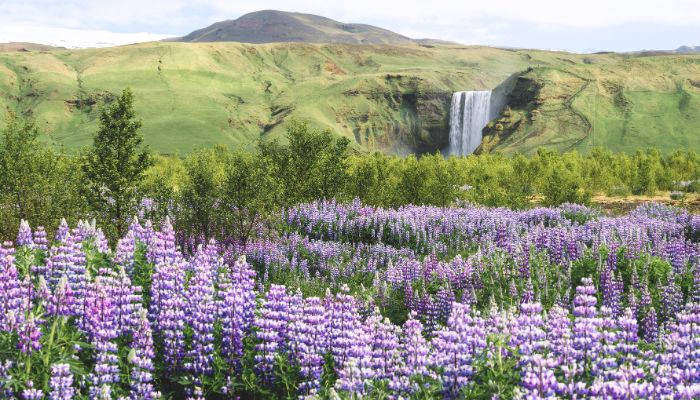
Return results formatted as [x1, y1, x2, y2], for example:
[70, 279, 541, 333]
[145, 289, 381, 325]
[2, 202, 700, 399]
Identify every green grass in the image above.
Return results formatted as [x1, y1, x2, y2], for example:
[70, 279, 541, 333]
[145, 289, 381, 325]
[1, 42, 699, 155]
[484, 55, 700, 155]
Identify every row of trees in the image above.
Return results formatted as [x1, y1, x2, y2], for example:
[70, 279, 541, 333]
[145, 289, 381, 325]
[2, 88, 699, 242]
[0, 89, 150, 239]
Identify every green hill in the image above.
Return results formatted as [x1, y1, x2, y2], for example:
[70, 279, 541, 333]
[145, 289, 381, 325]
[480, 55, 700, 155]
[0, 41, 699, 155]
[176, 10, 416, 45]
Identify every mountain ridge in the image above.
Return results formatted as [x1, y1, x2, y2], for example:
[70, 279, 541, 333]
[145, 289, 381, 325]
[174, 10, 452, 45]
[0, 42, 63, 52]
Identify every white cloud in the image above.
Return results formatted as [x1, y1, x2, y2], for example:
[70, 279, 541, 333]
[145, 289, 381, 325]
[194, 0, 700, 28]
[0, 23, 174, 48]
[0, 0, 698, 49]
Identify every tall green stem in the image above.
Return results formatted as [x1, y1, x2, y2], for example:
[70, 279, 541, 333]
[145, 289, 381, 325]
[41, 316, 60, 388]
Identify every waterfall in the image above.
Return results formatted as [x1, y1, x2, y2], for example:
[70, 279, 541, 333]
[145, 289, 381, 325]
[448, 91, 492, 156]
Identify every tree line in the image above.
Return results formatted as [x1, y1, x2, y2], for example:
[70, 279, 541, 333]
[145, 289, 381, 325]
[2, 88, 699, 242]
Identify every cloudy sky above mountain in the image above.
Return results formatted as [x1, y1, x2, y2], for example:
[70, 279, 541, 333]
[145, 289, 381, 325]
[1, 0, 698, 51]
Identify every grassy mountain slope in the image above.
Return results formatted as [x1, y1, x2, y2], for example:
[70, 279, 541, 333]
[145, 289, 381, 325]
[0, 42, 534, 153]
[0, 43, 63, 52]
[480, 55, 700, 154]
[0, 41, 698, 155]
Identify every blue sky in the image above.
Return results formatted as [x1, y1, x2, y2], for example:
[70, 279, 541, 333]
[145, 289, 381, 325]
[1, 0, 698, 51]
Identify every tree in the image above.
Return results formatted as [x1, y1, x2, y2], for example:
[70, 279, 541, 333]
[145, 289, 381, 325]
[0, 112, 85, 237]
[260, 120, 350, 205]
[179, 147, 227, 240]
[220, 152, 280, 243]
[540, 160, 591, 206]
[83, 88, 152, 239]
[0, 112, 43, 221]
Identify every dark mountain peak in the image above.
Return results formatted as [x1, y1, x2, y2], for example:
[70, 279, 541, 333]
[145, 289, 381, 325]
[176, 10, 426, 45]
[676, 45, 700, 53]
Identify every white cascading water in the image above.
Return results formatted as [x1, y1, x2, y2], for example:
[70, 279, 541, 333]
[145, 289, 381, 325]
[448, 91, 492, 156]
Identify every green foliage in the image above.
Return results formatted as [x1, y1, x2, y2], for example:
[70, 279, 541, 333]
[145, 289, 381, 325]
[140, 154, 186, 222]
[540, 162, 591, 206]
[260, 120, 350, 205]
[220, 152, 281, 243]
[467, 334, 520, 400]
[0, 112, 86, 237]
[178, 146, 227, 239]
[82, 88, 152, 239]
[631, 149, 663, 195]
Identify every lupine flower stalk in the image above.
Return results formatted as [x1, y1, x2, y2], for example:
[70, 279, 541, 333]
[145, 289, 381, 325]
[49, 364, 75, 400]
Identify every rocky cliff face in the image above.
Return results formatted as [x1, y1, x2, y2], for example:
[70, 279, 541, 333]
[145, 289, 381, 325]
[337, 75, 453, 155]
[413, 90, 453, 153]
[354, 72, 525, 156]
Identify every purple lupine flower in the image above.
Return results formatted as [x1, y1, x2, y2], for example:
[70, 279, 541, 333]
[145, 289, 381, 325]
[660, 270, 682, 324]
[149, 260, 186, 370]
[639, 281, 659, 343]
[572, 278, 601, 367]
[129, 309, 161, 400]
[520, 354, 558, 399]
[86, 281, 120, 395]
[46, 235, 87, 326]
[642, 307, 659, 344]
[600, 264, 621, 317]
[326, 285, 360, 369]
[431, 303, 484, 398]
[147, 217, 178, 265]
[335, 358, 367, 395]
[218, 256, 256, 367]
[462, 282, 477, 306]
[49, 364, 75, 400]
[600, 364, 654, 398]
[186, 386, 205, 400]
[628, 290, 639, 321]
[509, 279, 519, 301]
[254, 284, 291, 382]
[511, 301, 546, 363]
[114, 232, 137, 274]
[36, 276, 51, 310]
[596, 306, 620, 377]
[47, 276, 74, 318]
[22, 381, 43, 400]
[1, 242, 16, 267]
[366, 309, 401, 380]
[16, 220, 33, 248]
[617, 307, 639, 359]
[0, 361, 14, 398]
[45, 235, 74, 287]
[291, 296, 327, 395]
[663, 302, 700, 386]
[693, 262, 700, 302]
[92, 384, 112, 400]
[391, 312, 430, 395]
[18, 313, 42, 354]
[545, 305, 575, 364]
[33, 226, 48, 251]
[55, 219, 70, 242]
[336, 316, 373, 395]
[0, 260, 23, 332]
[435, 285, 455, 323]
[106, 266, 142, 335]
[185, 243, 218, 376]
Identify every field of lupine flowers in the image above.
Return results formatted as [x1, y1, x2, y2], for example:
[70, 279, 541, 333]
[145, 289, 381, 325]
[2, 201, 700, 399]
